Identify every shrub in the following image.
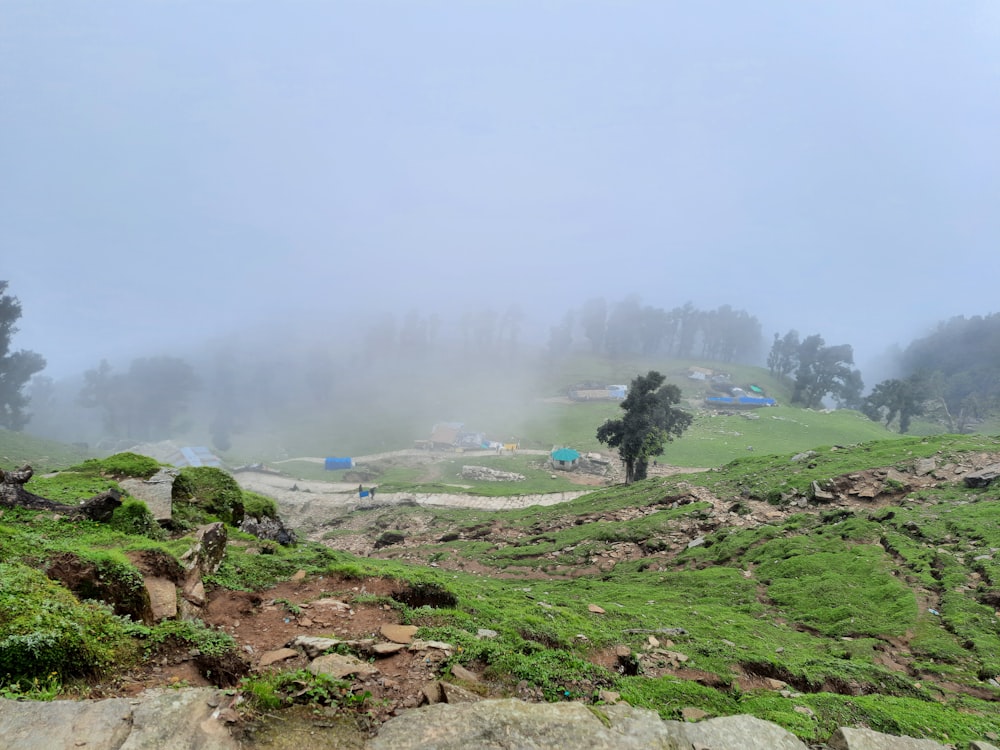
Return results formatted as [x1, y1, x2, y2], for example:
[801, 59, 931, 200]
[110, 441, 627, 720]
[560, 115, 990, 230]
[71, 452, 161, 479]
[243, 491, 278, 520]
[172, 467, 245, 526]
[0, 562, 137, 679]
[110, 499, 164, 539]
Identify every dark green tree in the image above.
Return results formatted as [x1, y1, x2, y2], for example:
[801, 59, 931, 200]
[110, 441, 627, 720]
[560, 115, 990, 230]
[77, 356, 199, 440]
[0, 282, 47, 431]
[791, 335, 863, 409]
[767, 330, 800, 379]
[863, 375, 929, 434]
[596, 370, 692, 484]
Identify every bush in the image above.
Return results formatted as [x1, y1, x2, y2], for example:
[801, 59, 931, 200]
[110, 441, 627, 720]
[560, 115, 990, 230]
[72, 452, 161, 479]
[172, 467, 245, 526]
[110, 499, 164, 539]
[243, 491, 278, 520]
[0, 562, 137, 679]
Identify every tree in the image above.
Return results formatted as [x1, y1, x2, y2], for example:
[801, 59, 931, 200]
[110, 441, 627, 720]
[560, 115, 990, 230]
[0, 282, 47, 431]
[78, 356, 200, 440]
[596, 370, 692, 484]
[791, 335, 863, 409]
[767, 330, 800, 379]
[579, 297, 607, 354]
[862, 375, 929, 434]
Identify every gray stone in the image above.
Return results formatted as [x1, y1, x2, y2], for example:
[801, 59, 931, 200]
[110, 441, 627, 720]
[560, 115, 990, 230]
[289, 635, 342, 658]
[180, 522, 228, 577]
[0, 688, 238, 750]
[450, 663, 480, 682]
[913, 458, 936, 476]
[683, 714, 808, 750]
[308, 652, 379, 679]
[827, 726, 949, 750]
[119, 468, 178, 521]
[969, 743, 1000, 750]
[368, 698, 693, 750]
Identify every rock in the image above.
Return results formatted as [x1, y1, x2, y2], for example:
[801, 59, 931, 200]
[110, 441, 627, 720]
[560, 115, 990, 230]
[588, 603, 606, 614]
[368, 698, 692, 750]
[791, 451, 818, 463]
[0, 688, 239, 750]
[144, 576, 177, 622]
[118, 468, 178, 521]
[381, 623, 419, 643]
[372, 642, 408, 656]
[460, 466, 526, 482]
[440, 682, 482, 704]
[449, 664, 480, 682]
[421, 681, 444, 705]
[180, 522, 228, 577]
[913, 457, 936, 476]
[289, 635, 342, 658]
[308, 653, 379, 679]
[687, 537, 705, 549]
[970, 743, 1000, 750]
[684, 714, 808, 749]
[964, 464, 1000, 489]
[290, 569, 307, 582]
[476, 628, 498, 639]
[681, 706, 709, 721]
[182, 576, 206, 606]
[598, 690, 620, 704]
[258, 648, 298, 667]
[811, 481, 836, 502]
[827, 726, 949, 749]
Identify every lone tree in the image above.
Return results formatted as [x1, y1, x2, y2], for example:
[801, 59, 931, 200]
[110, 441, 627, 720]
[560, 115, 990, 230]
[0, 281, 46, 431]
[597, 370, 692, 484]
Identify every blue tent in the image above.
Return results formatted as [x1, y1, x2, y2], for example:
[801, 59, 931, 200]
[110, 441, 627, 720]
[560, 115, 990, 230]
[324, 457, 354, 471]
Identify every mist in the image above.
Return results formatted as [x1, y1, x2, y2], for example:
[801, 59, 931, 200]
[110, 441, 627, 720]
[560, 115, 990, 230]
[4, 3, 999, 447]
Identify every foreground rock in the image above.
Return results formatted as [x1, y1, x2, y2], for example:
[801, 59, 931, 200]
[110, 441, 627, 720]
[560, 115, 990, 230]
[0, 688, 238, 750]
[367, 699, 971, 750]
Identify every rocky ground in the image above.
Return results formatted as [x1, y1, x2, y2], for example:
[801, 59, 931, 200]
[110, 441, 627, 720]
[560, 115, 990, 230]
[65, 448, 1000, 746]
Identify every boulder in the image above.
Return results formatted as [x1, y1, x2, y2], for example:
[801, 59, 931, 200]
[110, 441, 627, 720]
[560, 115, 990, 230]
[683, 714, 808, 750]
[0, 688, 238, 750]
[118, 468, 178, 522]
[368, 698, 692, 750]
[827, 727, 949, 750]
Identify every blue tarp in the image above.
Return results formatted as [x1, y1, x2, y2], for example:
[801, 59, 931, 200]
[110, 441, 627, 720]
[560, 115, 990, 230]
[324, 457, 354, 471]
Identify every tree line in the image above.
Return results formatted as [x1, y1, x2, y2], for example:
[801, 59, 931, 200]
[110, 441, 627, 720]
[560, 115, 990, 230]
[549, 296, 763, 364]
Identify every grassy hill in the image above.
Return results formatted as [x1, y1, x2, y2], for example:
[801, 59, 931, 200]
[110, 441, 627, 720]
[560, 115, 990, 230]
[2, 431, 1000, 744]
[198, 355, 906, 469]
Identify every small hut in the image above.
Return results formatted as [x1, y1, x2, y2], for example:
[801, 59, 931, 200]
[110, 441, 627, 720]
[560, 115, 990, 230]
[550, 447, 581, 471]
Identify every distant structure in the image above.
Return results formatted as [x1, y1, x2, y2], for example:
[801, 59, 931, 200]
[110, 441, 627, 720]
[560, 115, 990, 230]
[550, 447, 581, 470]
[167, 445, 223, 468]
[568, 384, 628, 401]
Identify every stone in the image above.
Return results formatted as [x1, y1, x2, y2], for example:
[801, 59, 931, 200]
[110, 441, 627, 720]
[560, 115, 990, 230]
[681, 706, 709, 721]
[684, 714, 808, 749]
[450, 663, 480, 682]
[588, 603, 606, 614]
[380, 623, 419, 643]
[258, 648, 298, 667]
[118, 468, 178, 521]
[421, 681, 444, 705]
[372, 642, 407, 656]
[970, 743, 1000, 750]
[291, 569, 307, 582]
[144, 576, 177, 622]
[368, 698, 692, 750]
[598, 690, 620, 704]
[827, 727, 949, 749]
[0, 688, 239, 750]
[476, 628, 498, 639]
[180, 523, 228, 577]
[440, 682, 482, 704]
[289, 635, 341, 658]
[308, 653, 379, 679]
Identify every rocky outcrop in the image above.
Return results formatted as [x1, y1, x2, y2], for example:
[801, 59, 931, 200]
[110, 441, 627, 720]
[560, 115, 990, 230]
[0, 688, 239, 750]
[460, 465, 526, 482]
[367, 700, 991, 750]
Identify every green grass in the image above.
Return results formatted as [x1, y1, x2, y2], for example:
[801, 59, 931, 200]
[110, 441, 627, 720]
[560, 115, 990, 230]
[0, 429, 92, 473]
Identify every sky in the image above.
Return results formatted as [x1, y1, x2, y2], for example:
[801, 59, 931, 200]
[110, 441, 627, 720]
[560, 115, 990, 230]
[2, 1, 999, 379]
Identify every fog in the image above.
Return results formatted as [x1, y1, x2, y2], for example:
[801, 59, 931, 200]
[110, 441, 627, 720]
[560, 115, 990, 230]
[3, 3, 999, 399]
